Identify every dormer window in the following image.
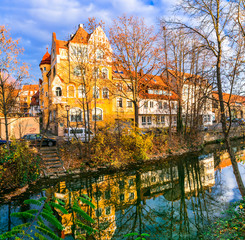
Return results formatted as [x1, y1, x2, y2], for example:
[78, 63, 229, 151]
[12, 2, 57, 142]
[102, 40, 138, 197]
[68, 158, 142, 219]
[55, 87, 62, 97]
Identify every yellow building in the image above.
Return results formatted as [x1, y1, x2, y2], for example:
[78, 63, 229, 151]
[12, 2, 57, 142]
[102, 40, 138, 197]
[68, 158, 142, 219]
[39, 24, 134, 136]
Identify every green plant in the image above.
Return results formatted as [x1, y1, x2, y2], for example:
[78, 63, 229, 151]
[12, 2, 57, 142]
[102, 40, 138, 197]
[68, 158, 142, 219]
[200, 197, 245, 239]
[0, 194, 97, 240]
[124, 232, 150, 240]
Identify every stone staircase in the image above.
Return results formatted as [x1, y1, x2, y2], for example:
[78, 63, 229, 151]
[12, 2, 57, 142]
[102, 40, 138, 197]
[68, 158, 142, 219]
[39, 147, 66, 179]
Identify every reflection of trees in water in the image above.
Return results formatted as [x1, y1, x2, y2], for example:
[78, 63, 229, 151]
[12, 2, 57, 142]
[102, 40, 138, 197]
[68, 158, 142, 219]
[53, 153, 216, 240]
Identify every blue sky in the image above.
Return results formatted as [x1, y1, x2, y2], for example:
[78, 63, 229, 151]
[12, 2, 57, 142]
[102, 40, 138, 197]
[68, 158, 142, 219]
[0, 0, 177, 83]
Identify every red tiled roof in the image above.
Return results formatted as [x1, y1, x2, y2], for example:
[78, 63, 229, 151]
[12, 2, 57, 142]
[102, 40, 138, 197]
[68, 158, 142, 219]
[70, 27, 90, 44]
[39, 50, 51, 66]
[212, 91, 245, 104]
[22, 84, 39, 91]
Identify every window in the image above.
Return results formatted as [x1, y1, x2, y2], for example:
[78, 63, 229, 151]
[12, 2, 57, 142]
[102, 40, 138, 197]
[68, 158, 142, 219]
[43, 67, 46, 71]
[129, 192, 134, 200]
[105, 190, 111, 200]
[116, 83, 122, 91]
[142, 116, 146, 125]
[45, 92, 48, 97]
[93, 87, 99, 99]
[120, 194, 125, 201]
[148, 89, 153, 94]
[96, 49, 104, 60]
[78, 85, 86, 98]
[96, 208, 102, 217]
[119, 180, 125, 189]
[164, 102, 168, 109]
[105, 206, 111, 215]
[156, 116, 160, 124]
[127, 100, 132, 108]
[94, 191, 102, 201]
[150, 101, 154, 108]
[144, 101, 148, 109]
[68, 85, 75, 98]
[102, 88, 109, 99]
[154, 90, 158, 94]
[158, 102, 163, 109]
[171, 102, 175, 109]
[101, 68, 108, 79]
[53, 66, 56, 76]
[161, 116, 165, 124]
[92, 108, 103, 121]
[147, 116, 152, 125]
[70, 108, 82, 122]
[117, 98, 123, 108]
[172, 116, 177, 124]
[93, 68, 100, 78]
[74, 66, 82, 76]
[55, 87, 62, 96]
[127, 84, 132, 92]
[128, 179, 134, 187]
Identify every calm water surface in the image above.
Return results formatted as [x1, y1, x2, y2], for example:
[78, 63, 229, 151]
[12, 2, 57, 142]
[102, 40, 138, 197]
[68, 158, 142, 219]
[1, 141, 245, 239]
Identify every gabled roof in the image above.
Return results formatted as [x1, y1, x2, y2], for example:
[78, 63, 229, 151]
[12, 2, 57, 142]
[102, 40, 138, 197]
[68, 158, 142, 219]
[39, 50, 51, 66]
[69, 26, 90, 44]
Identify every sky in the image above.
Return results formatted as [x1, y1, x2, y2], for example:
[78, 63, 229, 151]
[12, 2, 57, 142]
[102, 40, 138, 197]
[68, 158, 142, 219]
[0, 0, 178, 84]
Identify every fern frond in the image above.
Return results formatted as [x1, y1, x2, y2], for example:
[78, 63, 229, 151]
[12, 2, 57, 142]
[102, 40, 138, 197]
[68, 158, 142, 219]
[72, 206, 94, 223]
[50, 202, 68, 214]
[35, 226, 61, 240]
[12, 222, 31, 230]
[25, 209, 39, 215]
[75, 219, 96, 235]
[37, 220, 54, 233]
[35, 232, 48, 240]
[39, 197, 47, 202]
[24, 199, 42, 206]
[40, 212, 64, 230]
[81, 194, 92, 201]
[10, 212, 35, 219]
[44, 203, 53, 213]
[53, 198, 65, 206]
[78, 197, 95, 209]
[0, 229, 24, 239]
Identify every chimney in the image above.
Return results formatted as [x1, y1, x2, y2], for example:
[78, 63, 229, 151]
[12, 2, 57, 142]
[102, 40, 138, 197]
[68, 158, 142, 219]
[78, 24, 83, 29]
[139, 69, 144, 76]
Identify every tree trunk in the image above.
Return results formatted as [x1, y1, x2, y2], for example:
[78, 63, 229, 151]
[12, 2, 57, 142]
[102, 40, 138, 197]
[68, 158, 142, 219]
[134, 101, 139, 128]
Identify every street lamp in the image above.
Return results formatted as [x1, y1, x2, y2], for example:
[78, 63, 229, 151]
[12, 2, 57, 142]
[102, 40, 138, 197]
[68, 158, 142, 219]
[65, 105, 70, 140]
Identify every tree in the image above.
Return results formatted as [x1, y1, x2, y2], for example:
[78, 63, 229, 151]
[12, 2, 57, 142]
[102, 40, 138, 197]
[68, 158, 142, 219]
[0, 26, 28, 149]
[109, 15, 162, 127]
[168, 0, 245, 196]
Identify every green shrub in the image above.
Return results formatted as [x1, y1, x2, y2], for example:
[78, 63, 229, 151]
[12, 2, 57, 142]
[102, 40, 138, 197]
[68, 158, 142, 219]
[0, 141, 41, 189]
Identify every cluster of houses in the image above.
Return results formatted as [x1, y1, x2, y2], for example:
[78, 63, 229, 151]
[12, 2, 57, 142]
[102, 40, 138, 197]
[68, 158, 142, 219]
[3, 24, 245, 138]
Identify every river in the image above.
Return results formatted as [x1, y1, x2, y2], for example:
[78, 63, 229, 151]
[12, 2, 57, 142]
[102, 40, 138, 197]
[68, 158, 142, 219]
[1, 140, 245, 239]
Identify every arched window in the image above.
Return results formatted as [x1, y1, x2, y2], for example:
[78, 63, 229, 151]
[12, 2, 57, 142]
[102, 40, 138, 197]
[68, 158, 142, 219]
[74, 66, 81, 76]
[70, 108, 83, 122]
[78, 85, 86, 98]
[55, 87, 62, 96]
[101, 68, 108, 79]
[92, 108, 103, 121]
[68, 85, 75, 98]
[93, 68, 100, 78]
[102, 88, 109, 99]
[93, 87, 99, 99]
[96, 49, 104, 60]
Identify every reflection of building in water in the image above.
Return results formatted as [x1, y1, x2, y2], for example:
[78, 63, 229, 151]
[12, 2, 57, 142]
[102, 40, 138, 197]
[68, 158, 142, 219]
[53, 154, 215, 239]
[141, 154, 215, 200]
[215, 146, 245, 171]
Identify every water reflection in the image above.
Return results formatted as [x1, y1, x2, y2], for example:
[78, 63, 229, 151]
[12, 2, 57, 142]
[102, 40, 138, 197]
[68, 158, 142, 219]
[1, 142, 245, 239]
[53, 153, 216, 239]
